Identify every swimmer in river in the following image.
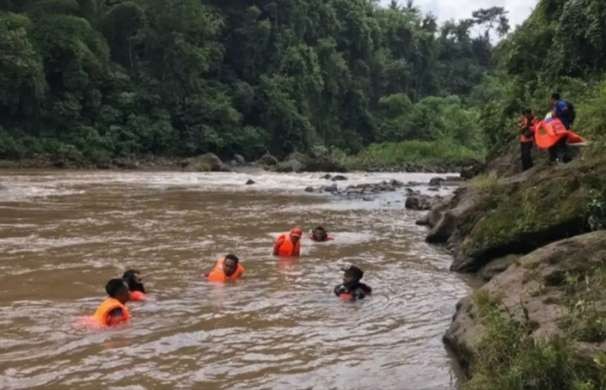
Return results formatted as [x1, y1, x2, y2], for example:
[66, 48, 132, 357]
[273, 227, 302, 257]
[310, 226, 333, 242]
[123, 269, 146, 301]
[92, 279, 131, 327]
[334, 266, 372, 301]
[206, 254, 245, 282]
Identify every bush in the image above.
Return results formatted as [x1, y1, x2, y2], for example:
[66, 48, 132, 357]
[341, 140, 483, 170]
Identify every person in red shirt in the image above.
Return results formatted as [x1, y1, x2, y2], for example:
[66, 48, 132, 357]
[518, 108, 537, 171]
[273, 227, 302, 257]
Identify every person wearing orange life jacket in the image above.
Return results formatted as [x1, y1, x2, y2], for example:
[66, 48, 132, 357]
[518, 108, 537, 171]
[123, 269, 146, 301]
[206, 254, 245, 282]
[273, 227, 302, 257]
[93, 279, 130, 327]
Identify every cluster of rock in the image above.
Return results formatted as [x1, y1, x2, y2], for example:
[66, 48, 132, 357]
[304, 178, 406, 198]
[418, 144, 606, 379]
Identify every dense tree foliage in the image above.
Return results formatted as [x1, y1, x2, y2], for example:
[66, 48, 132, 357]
[478, 0, 606, 152]
[0, 0, 497, 164]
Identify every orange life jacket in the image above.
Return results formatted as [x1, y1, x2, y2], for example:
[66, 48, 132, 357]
[275, 234, 301, 257]
[207, 257, 245, 282]
[93, 297, 130, 327]
[129, 291, 146, 301]
[535, 119, 585, 150]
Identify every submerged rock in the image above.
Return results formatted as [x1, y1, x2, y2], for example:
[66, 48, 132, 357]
[331, 175, 348, 181]
[246, 179, 255, 185]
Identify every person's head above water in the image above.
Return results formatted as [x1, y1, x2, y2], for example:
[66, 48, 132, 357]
[343, 265, 364, 285]
[122, 269, 145, 293]
[312, 226, 328, 241]
[106, 278, 130, 304]
[223, 254, 240, 277]
[289, 227, 303, 243]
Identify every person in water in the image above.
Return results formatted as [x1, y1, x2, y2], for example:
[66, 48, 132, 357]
[93, 279, 130, 327]
[310, 226, 333, 242]
[123, 269, 146, 301]
[206, 254, 245, 282]
[273, 227, 302, 256]
[334, 266, 372, 301]
[518, 108, 537, 171]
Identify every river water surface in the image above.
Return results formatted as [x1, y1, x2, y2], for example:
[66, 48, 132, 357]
[0, 170, 470, 390]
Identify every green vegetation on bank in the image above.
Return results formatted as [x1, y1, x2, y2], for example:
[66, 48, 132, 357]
[0, 0, 505, 166]
[464, 291, 606, 390]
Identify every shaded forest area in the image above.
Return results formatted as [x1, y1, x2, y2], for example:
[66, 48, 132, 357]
[0, 0, 507, 166]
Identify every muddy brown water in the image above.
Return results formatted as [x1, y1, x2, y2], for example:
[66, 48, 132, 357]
[0, 170, 470, 390]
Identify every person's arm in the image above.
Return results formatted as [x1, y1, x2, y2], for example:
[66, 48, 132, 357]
[106, 307, 125, 326]
[273, 236, 284, 255]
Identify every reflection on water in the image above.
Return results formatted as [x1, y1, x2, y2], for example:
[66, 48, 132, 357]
[0, 170, 469, 389]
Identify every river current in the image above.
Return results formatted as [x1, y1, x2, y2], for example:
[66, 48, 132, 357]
[0, 170, 470, 389]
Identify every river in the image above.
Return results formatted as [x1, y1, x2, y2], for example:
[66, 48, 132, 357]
[0, 170, 470, 389]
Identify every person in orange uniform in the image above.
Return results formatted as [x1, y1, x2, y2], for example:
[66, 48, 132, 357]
[93, 279, 131, 327]
[273, 227, 302, 256]
[206, 254, 245, 282]
[123, 269, 146, 301]
[518, 109, 537, 171]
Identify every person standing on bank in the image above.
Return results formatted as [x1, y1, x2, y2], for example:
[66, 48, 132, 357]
[518, 109, 537, 171]
[549, 93, 576, 163]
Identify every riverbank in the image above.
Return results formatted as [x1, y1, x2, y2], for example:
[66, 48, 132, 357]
[423, 144, 606, 389]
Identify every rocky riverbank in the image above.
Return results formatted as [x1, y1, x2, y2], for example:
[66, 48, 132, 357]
[421, 145, 606, 388]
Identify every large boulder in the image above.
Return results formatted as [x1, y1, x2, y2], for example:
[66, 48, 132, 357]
[184, 153, 230, 172]
[451, 163, 599, 272]
[423, 159, 606, 273]
[405, 194, 441, 211]
[257, 152, 278, 167]
[444, 231, 606, 377]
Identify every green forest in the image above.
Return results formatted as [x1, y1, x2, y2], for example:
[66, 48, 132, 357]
[0, 0, 605, 168]
[0, 0, 504, 167]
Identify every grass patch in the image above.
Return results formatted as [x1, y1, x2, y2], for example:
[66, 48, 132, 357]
[465, 295, 606, 390]
[340, 140, 483, 170]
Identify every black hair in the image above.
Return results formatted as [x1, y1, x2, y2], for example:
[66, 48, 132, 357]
[522, 108, 532, 116]
[344, 266, 364, 281]
[225, 254, 239, 263]
[106, 278, 128, 298]
[122, 269, 145, 293]
[551, 92, 561, 100]
[314, 226, 326, 232]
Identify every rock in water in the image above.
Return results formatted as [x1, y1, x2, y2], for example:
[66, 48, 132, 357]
[257, 152, 278, 167]
[429, 177, 446, 186]
[185, 153, 230, 172]
[246, 179, 255, 185]
[331, 175, 348, 181]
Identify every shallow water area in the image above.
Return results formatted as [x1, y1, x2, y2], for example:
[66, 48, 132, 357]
[0, 169, 469, 389]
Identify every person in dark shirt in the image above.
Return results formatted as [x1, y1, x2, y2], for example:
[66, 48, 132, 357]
[549, 93, 574, 163]
[334, 266, 372, 301]
[123, 269, 146, 301]
[311, 226, 334, 242]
